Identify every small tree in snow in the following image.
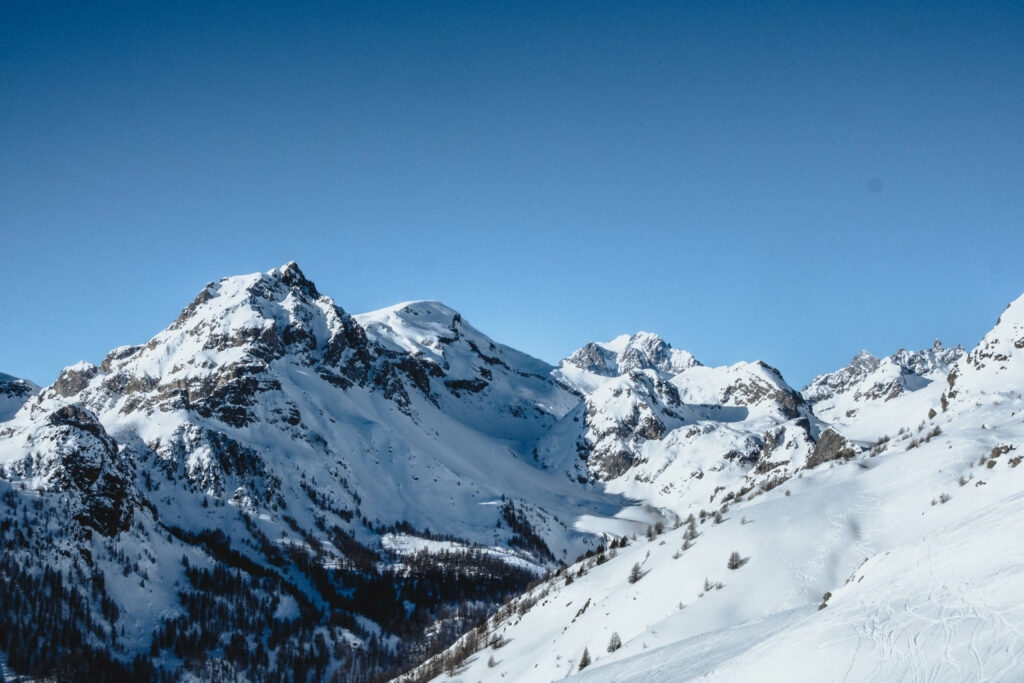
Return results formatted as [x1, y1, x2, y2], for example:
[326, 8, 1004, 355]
[628, 562, 643, 584]
[578, 647, 591, 670]
[727, 551, 745, 570]
[607, 632, 622, 653]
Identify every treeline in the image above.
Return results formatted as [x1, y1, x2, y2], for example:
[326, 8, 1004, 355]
[0, 485, 170, 681]
[0, 476, 547, 682]
[499, 500, 555, 562]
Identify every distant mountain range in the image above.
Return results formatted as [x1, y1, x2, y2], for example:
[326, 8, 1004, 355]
[1, 262, 1021, 682]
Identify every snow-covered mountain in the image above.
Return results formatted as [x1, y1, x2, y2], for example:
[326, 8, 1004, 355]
[1, 263, 1021, 683]
[11, 265, 609, 549]
[548, 335, 818, 516]
[803, 341, 964, 424]
[1, 263, 674, 680]
[399, 293, 1024, 683]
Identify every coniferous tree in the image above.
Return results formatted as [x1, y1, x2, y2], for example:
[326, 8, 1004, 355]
[727, 551, 744, 570]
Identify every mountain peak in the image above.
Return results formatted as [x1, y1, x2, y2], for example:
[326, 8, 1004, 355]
[618, 332, 700, 374]
[367, 300, 463, 325]
[948, 291, 1024, 401]
[39, 263, 373, 426]
[996, 291, 1024, 328]
[172, 262, 339, 334]
[269, 261, 321, 299]
[355, 299, 553, 375]
[354, 300, 467, 354]
[850, 349, 882, 374]
[564, 332, 699, 376]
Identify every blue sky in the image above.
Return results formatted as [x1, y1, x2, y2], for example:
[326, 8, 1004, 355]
[2, 1, 1022, 387]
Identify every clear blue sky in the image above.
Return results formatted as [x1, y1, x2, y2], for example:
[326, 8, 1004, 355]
[2, 1, 1022, 387]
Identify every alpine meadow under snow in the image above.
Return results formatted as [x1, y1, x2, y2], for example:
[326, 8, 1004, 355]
[1, 262, 1023, 682]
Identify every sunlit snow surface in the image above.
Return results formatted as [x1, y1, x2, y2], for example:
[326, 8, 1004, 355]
[409, 296, 1024, 682]
[415, 400, 1024, 682]
[2, 263, 1023, 682]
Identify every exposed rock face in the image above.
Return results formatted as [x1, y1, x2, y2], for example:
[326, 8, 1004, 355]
[0, 373, 38, 399]
[755, 418, 814, 473]
[566, 342, 620, 376]
[4, 405, 134, 536]
[720, 362, 806, 419]
[568, 364, 686, 481]
[963, 298, 1024, 374]
[617, 333, 700, 374]
[54, 363, 100, 398]
[806, 427, 860, 469]
[0, 373, 40, 421]
[583, 389, 669, 479]
[564, 332, 700, 376]
[149, 423, 281, 505]
[850, 349, 882, 375]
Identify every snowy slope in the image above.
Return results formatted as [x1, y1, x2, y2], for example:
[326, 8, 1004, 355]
[407, 403, 1024, 682]
[355, 300, 578, 447]
[946, 292, 1024, 407]
[399, 294, 1024, 683]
